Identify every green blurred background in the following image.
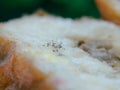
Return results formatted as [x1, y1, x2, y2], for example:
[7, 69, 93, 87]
[0, 0, 101, 21]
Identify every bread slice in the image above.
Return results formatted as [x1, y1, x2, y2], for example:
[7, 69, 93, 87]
[0, 14, 120, 90]
[96, 0, 120, 25]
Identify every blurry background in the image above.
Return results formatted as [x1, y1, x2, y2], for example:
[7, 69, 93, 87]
[0, 0, 101, 21]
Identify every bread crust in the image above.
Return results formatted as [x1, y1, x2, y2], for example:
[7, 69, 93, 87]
[34, 10, 49, 16]
[0, 37, 55, 90]
[96, 0, 120, 25]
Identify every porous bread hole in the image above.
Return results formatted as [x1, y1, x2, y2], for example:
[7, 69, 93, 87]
[78, 39, 120, 71]
[77, 40, 85, 47]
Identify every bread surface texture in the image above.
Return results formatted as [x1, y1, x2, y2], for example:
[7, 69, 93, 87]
[0, 37, 55, 90]
[0, 14, 120, 90]
[96, 0, 120, 25]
